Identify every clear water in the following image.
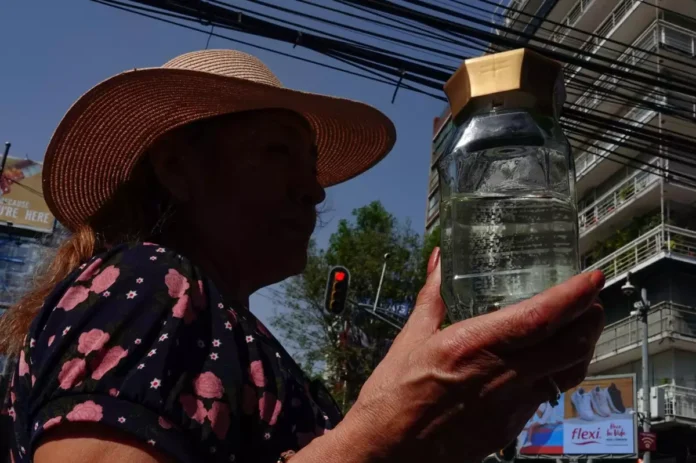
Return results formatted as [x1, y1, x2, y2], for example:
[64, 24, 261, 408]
[440, 193, 579, 321]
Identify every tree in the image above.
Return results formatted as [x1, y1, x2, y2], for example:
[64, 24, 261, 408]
[271, 202, 439, 411]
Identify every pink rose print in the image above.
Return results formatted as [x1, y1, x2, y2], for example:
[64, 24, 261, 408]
[249, 360, 266, 388]
[315, 425, 329, 437]
[57, 285, 90, 311]
[90, 265, 120, 294]
[158, 416, 173, 429]
[43, 416, 63, 431]
[91, 346, 128, 380]
[77, 329, 110, 355]
[75, 258, 103, 282]
[208, 401, 231, 440]
[165, 269, 189, 298]
[143, 242, 158, 246]
[58, 358, 86, 390]
[180, 394, 207, 424]
[18, 350, 29, 377]
[31, 375, 36, 387]
[7, 407, 16, 421]
[10, 391, 15, 405]
[48, 335, 55, 347]
[66, 400, 103, 422]
[171, 295, 195, 323]
[193, 372, 223, 399]
[109, 388, 120, 397]
[259, 392, 283, 426]
[242, 385, 257, 416]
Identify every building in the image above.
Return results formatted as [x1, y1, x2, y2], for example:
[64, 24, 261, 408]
[427, 0, 696, 459]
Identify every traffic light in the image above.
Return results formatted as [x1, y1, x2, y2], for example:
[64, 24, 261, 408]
[324, 266, 350, 315]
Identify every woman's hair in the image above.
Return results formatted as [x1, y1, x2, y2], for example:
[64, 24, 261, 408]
[0, 156, 170, 356]
[0, 124, 191, 356]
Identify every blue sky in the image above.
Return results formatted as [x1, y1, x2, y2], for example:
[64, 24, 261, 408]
[1, 1, 450, 338]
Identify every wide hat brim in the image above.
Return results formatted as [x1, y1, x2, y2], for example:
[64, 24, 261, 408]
[43, 67, 396, 231]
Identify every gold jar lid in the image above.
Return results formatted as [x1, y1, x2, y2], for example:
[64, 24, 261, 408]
[444, 48, 565, 124]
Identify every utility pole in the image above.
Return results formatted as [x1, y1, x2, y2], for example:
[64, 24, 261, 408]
[623, 272, 651, 463]
[639, 286, 651, 463]
[1, 142, 10, 177]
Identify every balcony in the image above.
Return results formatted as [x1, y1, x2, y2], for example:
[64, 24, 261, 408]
[500, 0, 530, 28]
[571, 21, 659, 114]
[570, 21, 696, 116]
[546, 0, 600, 48]
[590, 301, 696, 372]
[657, 384, 696, 423]
[578, 158, 661, 248]
[565, 0, 652, 83]
[585, 225, 696, 288]
[573, 104, 659, 194]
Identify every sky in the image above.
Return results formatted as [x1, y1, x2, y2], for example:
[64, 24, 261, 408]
[0, 1, 449, 341]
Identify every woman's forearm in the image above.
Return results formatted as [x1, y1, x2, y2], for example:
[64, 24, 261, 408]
[291, 412, 389, 463]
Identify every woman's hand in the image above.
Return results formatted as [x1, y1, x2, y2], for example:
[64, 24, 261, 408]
[328, 247, 605, 463]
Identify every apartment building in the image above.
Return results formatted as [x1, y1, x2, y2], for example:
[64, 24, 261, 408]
[426, 0, 696, 459]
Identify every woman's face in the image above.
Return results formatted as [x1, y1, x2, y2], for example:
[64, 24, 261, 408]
[153, 109, 326, 286]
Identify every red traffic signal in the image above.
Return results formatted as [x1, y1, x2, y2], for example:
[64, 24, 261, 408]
[325, 266, 350, 315]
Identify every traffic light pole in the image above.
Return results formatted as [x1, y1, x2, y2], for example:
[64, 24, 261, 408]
[372, 253, 390, 313]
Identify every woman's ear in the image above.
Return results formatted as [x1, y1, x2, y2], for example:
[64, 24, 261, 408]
[148, 134, 192, 203]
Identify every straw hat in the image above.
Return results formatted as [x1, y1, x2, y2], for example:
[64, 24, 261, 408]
[43, 49, 396, 231]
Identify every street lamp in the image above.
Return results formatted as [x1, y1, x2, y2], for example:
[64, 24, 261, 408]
[622, 272, 651, 463]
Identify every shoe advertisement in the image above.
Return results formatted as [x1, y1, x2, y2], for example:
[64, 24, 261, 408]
[517, 374, 637, 457]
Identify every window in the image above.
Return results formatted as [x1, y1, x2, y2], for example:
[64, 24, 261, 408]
[427, 192, 440, 216]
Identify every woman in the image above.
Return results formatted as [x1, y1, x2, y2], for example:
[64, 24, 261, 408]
[0, 49, 605, 463]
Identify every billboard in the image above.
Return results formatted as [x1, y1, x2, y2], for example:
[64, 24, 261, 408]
[0, 157, 55, 233]
[518, 374, 637, 457]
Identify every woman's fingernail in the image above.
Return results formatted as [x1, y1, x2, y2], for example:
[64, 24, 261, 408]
[590, 271, 605, 290]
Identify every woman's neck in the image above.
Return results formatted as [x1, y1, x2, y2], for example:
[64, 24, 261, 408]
[158, 229, 256, 308]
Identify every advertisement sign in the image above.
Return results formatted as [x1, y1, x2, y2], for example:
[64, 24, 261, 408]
[518, 374, 637, 457]
[0, 158, 55, 233]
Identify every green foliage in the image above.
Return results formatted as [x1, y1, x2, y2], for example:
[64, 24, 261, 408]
[271, 201, 433, 411]
[588, 210, 662, 264]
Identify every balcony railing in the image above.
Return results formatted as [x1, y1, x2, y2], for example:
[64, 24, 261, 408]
[572, 21, 696, 115]
[574, 105, 659, 180]
[662, 22, 696, 56]
[658, 384, 696, 421]
[579, 158, 661, 234]
[547, 0, 598, 46]
[593, 301, 696, 362]
[573, 23, 659, 114]
[501, 0, 529, 27]
[586, 225, 696, 282]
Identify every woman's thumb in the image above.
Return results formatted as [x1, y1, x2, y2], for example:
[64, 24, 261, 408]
[394, 247, 447, 347]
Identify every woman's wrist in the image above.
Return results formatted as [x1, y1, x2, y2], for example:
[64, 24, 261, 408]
[290, 406, 389, 463]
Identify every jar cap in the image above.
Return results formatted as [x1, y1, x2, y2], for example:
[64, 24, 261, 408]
[444, 48, 565, 123]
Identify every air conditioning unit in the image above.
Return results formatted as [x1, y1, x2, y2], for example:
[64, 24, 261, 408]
[651, 387, 666, 419]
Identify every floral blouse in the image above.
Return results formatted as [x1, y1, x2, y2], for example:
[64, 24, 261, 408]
[1, 243, 342, 462]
